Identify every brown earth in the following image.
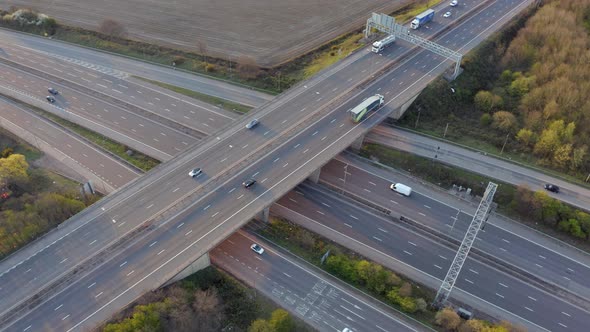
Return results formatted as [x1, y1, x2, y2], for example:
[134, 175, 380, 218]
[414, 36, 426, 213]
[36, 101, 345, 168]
[4, 0, 409, 67]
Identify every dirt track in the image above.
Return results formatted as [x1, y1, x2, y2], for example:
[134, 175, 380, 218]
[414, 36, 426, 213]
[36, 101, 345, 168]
[4, 0, 408, 67]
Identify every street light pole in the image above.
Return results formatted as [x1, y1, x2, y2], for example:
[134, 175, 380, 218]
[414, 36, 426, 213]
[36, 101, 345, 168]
[500, 133, 509, 155]
[342, 164, 348, 194]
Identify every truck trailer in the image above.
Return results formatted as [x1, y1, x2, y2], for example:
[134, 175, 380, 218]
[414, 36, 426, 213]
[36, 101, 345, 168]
[371, 35, 396, 53]
[410, 9, 435, 29]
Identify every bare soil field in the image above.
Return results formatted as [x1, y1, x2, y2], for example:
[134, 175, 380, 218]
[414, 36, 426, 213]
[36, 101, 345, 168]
[4, 0, 409, 67]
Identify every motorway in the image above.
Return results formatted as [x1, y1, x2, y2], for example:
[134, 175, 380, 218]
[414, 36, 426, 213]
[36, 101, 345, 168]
[318, 158, 590, 301]
[212, 230, 427, 332]
[275, 183, 590, 331]
[0, 97, 140, 191]
[367, 125, 590, 212]
[0, 29, 271, 107]
[0, 0, 537, 330]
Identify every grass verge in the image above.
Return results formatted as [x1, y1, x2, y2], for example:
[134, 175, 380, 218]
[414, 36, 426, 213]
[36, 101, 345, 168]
[134, 77, 252, 114]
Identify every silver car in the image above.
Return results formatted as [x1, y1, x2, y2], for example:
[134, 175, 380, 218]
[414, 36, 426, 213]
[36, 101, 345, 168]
[246, 119, 259, 129]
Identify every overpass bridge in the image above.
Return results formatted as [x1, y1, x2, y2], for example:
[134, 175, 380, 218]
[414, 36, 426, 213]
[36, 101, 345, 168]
[0, 0, 536, 330]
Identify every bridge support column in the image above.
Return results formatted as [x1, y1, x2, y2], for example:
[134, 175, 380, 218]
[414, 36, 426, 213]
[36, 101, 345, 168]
[164, 252, 210, 286]
[388, 92, 421, 120]
[256, 206, 270, 223]
[350, 134, 365, 152]
[307, 168, 321, 184]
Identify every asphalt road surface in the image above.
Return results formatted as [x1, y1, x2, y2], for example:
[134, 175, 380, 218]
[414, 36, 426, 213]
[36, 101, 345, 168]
[212, 230, 429, 332]
[0, 0, 536, 330]
[276, 184, 590, 331]
[319, 158, 590, 302]
[0, 97, 140, 191]
[367, 126, 590, 212]
[0, 29, 271, 107]
[0, 62, 199, 160]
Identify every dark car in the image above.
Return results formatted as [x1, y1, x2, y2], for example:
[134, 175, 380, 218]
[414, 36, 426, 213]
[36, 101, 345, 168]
[243, 179, 256, 188]
[48, 87, 59, 95]
[544, 184, 560, 193]
[46, 95, 56, 103]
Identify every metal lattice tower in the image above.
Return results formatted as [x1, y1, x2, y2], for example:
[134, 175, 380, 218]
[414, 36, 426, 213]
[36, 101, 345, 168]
[432, 182, 498, 308]
[365, 13, 463, 79]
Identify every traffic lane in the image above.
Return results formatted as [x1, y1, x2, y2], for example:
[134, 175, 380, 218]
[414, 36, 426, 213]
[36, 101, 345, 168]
[368, 126, 590, 212]
[0, 64, 194, 154]
[279, 186, 590, 331]
[212, 231, 419, 332]
[1, 0, 533, 321]
[0, 32, 271, 107]
[320, 159, 590, 293]
[0, 99, 140, 188]
[0, 45, 235, 133]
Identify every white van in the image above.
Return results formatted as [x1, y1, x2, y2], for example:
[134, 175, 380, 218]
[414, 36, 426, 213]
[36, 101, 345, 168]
[390, 183, 412, 196]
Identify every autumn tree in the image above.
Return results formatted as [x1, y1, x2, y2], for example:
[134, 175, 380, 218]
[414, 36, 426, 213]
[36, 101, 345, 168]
[474, 91, 503, 112]
[0, 153, 29, 187]
[98, 19, 127, 40]
[248, 319, 273, 332]
[269, 309, 294, 332]
[435, 307, 461, 330]
[237, 56, 260, 79]
[492, 111, 518, 132]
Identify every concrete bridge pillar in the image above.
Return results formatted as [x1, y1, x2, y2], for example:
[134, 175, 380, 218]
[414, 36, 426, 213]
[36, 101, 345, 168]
[256, 206, 270, 223]
[164, 252, 210, 285]
[307, 168, 321, 184]
[388, 92, 421, 120]
[350, 134, 365, 152]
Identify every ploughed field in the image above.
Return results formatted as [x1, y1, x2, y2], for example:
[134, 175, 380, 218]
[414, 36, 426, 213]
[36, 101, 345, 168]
[5, 0, 407, 66]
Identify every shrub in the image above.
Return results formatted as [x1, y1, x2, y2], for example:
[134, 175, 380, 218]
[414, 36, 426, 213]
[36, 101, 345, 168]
[435, 307, 461, 330]
[480, 113, 492, 126]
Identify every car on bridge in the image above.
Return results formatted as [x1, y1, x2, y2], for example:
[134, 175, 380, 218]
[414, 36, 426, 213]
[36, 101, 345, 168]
[450, 0, 458, 6]
[443, 11, 452, 18]
[46, 95, 56, 103]
[48, 87, 59, 95]
[188, 168, 202, 177]
[246, 119, 259, 129]
[243, 179, 257, 188]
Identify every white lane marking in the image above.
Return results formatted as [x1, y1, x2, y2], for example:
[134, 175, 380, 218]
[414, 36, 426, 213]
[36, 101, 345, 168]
[469, 269, 479, 274]
[54, 304, 63, 311]
[558, 323, 567, 328]
[62, 314, 70, 321]
[378, 228, 388, 233]
[237, 194, 244, 200]
[316, 210, 325, 215]
[364, 188, 371, 193]
[87, 282, 96, 289]
[211, 212, 219, 218]
[438, 255, 447, 260]
[369, 181, 376, 186]
[146, 204, 154, 209]
[418, 212, 426, 217]
[535, 263, 543, 268]
[502, 238, 510, 243]
[172, 188, 180, 193]
[119, 261, 127, 267]
[229, 188, 236, 193]
[289, 198, 297, 203]
[293, 143, 301, 149]
[408, 241, 417, 246]
[89, 240, 97, 246]
[403, 250, 412, 256]
[424, 205, 431, 209]
[538, 255, 546, 259]
[283, 163, 289, 168]
[283, 273, 292, 278]
[261, 178, 268, 183]
[185, 230, 193, 236]
[561, 312, 571, 317]
[149, 241, 158, 248]
[95, 292, 103, 298]
[176, 222, 184, 228]
[252, 171, 259, 177]
[127, 270, 135, 276]
[373, 236, 383, 242]
[525, 307, 534, 312]
[528, 296, 537, 301]
[204, 205, 211, 211]
[157, 249, 165, 256]
[350, 215, 359, 220]
[390, 200, 398, 204]
[495, 293, 504, 299]
[464, 279, 474, 284]
[322, 202, 331, 207]
[434, 265, 442, 269]
[340, 305, 366, 320]
[499, 282, 508, 288]
[563, 276, 571, 281]
[344, 223, 353, 228]
[60, 258, 68, 264]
